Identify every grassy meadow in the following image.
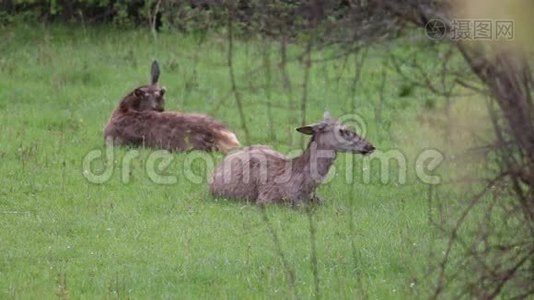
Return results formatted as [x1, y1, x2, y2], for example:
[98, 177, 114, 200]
[0, 24, 491, 299]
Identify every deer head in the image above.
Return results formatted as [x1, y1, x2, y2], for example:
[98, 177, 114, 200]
[132, 85, 166, 112]
[120, 60, 166, 113]
[296, 111, 375, 155]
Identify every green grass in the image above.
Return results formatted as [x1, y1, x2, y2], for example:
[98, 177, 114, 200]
[0, 24, 491, 299]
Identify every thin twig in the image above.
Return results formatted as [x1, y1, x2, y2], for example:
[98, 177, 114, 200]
[151, 0, 162, 40]
[306, 207, 320, 300]
[226, 7, 251, 144]
[261, 37, 276, 141]
[433, 175, 506, 299]
[260, 206, 299, 300]
[300, 40, 313, 148]
[279, 35, 296, 146]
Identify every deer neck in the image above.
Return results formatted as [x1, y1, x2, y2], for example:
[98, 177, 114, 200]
[292, 137, 337, 191]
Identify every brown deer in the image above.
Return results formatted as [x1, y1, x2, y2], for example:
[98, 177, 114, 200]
[104, 61, 240, 152]
[209, 112, 375, 205]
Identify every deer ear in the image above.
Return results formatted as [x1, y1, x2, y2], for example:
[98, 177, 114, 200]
[297, 121, 328, 135]
[323, 111, 332, 121]
[134, 88, 144, 97]
[151, 60, 160, 85]
[296, 126, 315, 135]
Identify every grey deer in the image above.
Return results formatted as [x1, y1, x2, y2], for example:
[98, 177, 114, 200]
[104, 61, 240, 152]
[209, 112, 375, 205]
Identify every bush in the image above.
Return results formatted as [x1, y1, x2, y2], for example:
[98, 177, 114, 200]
[2, 0, 146, 25]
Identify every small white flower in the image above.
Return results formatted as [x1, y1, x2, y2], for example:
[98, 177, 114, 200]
[410, 282, 415, 288]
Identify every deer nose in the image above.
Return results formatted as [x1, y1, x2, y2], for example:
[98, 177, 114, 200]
[153, 105, 164, 112]
[364, 144, 375, 154]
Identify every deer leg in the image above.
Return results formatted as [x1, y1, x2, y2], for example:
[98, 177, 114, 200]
[256, 192, 272, 204]
[310, 193, 323, 205]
